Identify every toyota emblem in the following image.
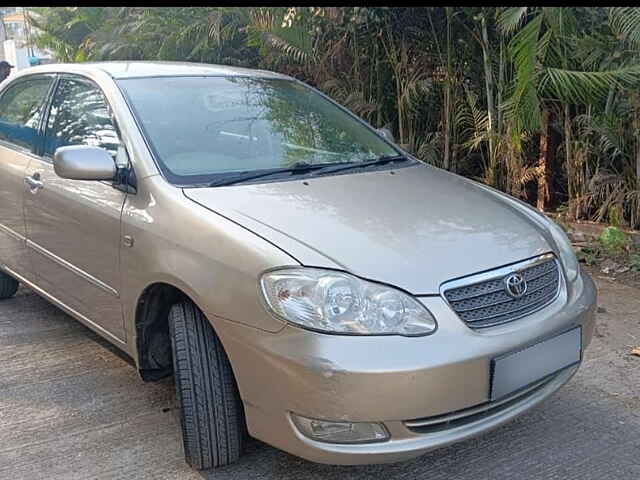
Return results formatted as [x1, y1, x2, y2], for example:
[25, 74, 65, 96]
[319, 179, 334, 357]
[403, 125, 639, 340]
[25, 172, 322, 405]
[504, 273, 527, 298]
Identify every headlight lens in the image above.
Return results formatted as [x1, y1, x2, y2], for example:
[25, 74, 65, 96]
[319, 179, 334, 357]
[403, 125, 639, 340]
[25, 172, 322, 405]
[260, 268, 437, 336]
[545, 218, 579, 282]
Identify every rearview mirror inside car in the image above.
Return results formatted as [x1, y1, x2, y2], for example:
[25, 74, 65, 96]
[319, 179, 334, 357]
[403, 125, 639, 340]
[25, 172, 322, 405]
[376, 127, 395, 143]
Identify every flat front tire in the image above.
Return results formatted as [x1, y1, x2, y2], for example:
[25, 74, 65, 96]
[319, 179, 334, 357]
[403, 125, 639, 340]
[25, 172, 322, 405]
[169, 301, 244, 470]
[0, 271, 18, 299]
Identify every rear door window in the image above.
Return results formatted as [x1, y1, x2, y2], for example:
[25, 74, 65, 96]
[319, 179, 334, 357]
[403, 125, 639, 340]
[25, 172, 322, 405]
[0, 76, 53, 152]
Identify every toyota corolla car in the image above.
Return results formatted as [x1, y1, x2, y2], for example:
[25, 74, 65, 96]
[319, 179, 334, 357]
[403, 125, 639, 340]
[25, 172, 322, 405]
[0, 62, 596, 470]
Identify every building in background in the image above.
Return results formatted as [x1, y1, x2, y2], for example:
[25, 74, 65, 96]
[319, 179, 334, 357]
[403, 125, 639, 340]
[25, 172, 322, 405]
[1, 7, 53, 75]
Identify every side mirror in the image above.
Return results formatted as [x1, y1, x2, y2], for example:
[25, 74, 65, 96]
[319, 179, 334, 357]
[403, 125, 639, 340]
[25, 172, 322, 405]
[53, 145, 117, 181]
[376, 127, 395, 143]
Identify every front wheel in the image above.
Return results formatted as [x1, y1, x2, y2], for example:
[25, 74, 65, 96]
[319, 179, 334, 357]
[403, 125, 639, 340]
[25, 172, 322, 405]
[0, 271, 18, 299]
[169, 301, 244, 470]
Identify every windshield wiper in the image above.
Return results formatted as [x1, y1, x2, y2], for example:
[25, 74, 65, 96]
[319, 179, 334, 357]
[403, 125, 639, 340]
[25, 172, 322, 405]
[309, 154, 411, 176]
[207, 162, 337, 187]
[207, 155, 411, 187]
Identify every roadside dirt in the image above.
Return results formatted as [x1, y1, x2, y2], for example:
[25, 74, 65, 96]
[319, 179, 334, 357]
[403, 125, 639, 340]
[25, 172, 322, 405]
[585, 264, 640, 291]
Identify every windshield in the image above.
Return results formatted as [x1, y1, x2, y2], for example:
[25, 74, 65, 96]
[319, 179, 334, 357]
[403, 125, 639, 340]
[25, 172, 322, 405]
[118, 76, 399, 185]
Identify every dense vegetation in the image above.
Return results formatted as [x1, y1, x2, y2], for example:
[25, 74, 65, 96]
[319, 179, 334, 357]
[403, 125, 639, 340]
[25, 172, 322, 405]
[28, 7, 640, 228]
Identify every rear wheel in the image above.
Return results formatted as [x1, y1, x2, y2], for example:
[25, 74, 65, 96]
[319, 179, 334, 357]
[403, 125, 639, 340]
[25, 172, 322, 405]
[169, 301, 244, 470]
[0, 271, 18, 299]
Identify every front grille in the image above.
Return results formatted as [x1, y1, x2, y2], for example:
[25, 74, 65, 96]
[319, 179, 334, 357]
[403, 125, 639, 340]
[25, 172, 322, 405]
[442, 254, 560, 329]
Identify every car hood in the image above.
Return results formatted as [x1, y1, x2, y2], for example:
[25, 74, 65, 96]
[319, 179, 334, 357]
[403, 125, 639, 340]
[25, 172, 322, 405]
[184, 164, 553, 294]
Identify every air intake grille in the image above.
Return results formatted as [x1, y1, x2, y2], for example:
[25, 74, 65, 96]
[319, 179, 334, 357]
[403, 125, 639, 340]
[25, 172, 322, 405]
[442, 255, 560, 329]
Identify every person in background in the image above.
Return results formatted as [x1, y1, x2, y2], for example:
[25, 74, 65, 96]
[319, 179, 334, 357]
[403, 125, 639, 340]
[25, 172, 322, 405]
[0, 61, 14, 82]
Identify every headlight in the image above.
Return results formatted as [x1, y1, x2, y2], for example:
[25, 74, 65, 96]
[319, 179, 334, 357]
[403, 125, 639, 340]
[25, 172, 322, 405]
[545, 218, 580, 282]
[260, 268, 437, 336]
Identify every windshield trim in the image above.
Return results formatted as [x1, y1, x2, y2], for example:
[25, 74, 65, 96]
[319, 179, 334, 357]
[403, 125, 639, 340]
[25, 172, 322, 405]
[116, 75, 404, 188]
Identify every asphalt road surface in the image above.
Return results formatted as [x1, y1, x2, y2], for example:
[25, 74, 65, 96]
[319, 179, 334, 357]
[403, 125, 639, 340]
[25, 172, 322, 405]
[1, 273, 639, 479]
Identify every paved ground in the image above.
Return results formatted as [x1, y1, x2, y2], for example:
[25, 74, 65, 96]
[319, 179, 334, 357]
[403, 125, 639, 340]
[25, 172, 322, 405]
[1, 271, 639, 479]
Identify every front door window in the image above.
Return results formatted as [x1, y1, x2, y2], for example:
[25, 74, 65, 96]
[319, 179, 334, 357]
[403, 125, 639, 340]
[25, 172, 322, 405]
[44, 78, 121, 158]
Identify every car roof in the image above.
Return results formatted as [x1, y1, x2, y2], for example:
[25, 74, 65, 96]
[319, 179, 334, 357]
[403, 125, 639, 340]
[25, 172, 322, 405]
[15, 61, 293, 80]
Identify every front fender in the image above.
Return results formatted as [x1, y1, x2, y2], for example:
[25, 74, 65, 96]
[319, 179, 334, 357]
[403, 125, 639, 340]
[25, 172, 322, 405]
[120, 176, 296, 362]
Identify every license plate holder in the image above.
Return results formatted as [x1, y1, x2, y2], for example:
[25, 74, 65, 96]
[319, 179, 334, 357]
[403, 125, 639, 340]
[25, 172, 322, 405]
[490, 327, 582, 401]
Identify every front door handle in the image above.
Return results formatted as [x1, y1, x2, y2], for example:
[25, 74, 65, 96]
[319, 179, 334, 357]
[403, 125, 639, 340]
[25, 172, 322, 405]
[24, 173, 44, 192]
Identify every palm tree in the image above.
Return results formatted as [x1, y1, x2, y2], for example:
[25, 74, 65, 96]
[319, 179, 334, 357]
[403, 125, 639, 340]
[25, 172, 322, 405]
[499, 7, 640, 211]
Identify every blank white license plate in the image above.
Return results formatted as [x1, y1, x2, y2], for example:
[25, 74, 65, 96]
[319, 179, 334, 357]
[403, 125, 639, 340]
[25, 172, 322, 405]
[490, 327, 582, 401]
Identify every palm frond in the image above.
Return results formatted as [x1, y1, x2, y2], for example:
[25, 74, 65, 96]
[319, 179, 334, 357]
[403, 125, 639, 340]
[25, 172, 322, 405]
[608, 7, 640, 49]
[504, 14, 544, 133]
[497, 7, 528, 35]
[540, 66, 640, 104]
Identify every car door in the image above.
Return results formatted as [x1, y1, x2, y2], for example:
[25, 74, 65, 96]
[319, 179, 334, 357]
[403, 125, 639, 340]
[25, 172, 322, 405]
[0, 74, 55, 280]
[24, 75, 127, 341]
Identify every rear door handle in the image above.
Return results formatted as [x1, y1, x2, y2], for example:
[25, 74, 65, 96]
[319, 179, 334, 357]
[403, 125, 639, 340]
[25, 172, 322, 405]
[24, 173, 44, 192]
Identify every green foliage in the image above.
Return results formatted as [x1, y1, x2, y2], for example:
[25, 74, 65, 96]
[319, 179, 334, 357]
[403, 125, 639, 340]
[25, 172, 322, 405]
[246, 7, 313, 64]
[577, 246, 601, 266]
[502, 12, 544, 133]
[608, 205, 623, 227]
[497, 7, 528, 34]
[27, 7, 108, 61]
[598, 226, 630, 255]
[25, 7, 640, 229]
[541, 66, 640, 105]
[608, 7, 640, 49]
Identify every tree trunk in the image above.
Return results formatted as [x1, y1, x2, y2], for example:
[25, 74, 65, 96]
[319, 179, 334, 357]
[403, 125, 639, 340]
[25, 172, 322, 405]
[480, 12, 497, 185]
[443, 85, 451, 170]
[605, 86, 616, 116]
[564, 104, 576, 218]
[634, 92, 640, 187]
[395, 72, 406, 147]
[637, 138, 640, 188]
[376, 53, 383, 129]
[537, 109, 554, 211]
[443, 7, 453, 171]
[497, 36, 504, 136]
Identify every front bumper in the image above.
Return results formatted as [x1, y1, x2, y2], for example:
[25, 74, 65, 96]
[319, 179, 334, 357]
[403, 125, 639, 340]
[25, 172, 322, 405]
[212, 270, 597, 465]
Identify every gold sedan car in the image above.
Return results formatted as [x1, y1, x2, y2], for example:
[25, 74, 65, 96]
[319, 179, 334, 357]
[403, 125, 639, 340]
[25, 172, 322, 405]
[0, 62, 596, 470]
